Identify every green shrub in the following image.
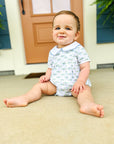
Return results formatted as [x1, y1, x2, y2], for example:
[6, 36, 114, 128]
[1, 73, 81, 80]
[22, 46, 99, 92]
[0, 4, 5, 30]
[91, 0, 114, 25]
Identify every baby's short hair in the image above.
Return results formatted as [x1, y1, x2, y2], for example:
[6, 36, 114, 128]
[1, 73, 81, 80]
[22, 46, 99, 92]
[53, 10, 80, 32]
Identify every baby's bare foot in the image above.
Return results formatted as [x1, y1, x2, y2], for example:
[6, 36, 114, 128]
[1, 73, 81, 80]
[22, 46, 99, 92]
[4, 96, 28, 108]
[80, 103, 104, 118]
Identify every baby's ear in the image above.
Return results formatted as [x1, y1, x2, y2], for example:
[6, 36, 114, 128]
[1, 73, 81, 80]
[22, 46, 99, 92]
[74, 31, 80, 40]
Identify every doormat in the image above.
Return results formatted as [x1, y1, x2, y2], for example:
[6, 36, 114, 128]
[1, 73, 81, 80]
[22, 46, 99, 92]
[25, 72, 45, 79]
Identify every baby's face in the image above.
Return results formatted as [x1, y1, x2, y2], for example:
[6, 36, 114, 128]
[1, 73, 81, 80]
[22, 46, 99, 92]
[53, 14, 79, 48]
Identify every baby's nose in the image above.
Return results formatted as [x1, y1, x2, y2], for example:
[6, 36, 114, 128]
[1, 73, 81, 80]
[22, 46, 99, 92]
[60, 28, 65, 33]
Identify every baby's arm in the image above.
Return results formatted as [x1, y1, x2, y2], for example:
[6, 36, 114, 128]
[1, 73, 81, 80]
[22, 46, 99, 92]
[71, 62, 90, 94]
[39, 68, 52, 83]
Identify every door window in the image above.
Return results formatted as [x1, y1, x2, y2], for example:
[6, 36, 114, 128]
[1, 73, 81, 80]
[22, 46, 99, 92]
[32, 0, 70, 14]
[52, 0, 70, 13]
[32, 0, 51, 14]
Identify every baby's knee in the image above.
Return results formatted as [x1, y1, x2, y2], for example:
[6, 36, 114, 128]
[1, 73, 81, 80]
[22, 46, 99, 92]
[33, 82, 46, 93]
[36, 82, 56, 95]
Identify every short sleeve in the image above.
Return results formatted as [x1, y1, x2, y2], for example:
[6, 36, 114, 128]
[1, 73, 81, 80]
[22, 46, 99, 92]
[76, 46, 91, 64]
[48, 51, 53, 68]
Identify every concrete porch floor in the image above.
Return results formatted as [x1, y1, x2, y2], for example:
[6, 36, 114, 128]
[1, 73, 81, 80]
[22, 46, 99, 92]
[0, 69, 114, 144]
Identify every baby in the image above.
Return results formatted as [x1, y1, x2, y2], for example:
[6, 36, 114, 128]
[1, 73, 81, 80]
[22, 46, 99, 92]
[4, 10, 104, 118]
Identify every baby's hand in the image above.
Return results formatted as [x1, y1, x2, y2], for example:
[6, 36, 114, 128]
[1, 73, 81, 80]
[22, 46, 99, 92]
[71, 80, 85, 95]
[39, 75, 50, 83]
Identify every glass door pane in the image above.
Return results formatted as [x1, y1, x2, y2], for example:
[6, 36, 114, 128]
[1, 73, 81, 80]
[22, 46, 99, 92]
[52, 0, 71, 13]
[32, 0, 51, 14]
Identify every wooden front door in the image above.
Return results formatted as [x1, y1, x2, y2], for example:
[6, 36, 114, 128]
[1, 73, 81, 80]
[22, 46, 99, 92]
[19, 0, 83, 64]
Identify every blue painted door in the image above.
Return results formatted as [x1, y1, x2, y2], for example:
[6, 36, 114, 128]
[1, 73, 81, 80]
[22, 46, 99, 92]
[0, 0, 11, 49]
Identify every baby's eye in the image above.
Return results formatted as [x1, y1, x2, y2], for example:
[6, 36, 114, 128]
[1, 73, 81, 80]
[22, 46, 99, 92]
[65, 27, 71, 30]
[55, 27, 60, 30]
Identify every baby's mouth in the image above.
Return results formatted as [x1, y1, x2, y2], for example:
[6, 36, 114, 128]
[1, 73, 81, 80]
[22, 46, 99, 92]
[58, 35, 66, 39]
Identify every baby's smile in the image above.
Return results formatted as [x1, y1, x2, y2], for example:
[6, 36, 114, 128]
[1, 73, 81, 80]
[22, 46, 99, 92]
[57, 34, 66, 39]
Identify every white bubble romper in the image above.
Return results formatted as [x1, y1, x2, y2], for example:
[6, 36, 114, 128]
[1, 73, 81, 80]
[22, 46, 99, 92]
[48, 41, 91, 96]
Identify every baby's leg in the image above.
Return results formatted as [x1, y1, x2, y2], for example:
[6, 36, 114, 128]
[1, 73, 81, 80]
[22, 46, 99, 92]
[4, 81, 56, 108]
[72, 86, 104, 118]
